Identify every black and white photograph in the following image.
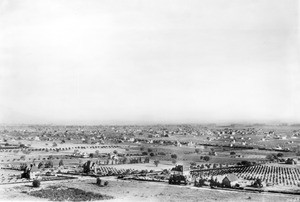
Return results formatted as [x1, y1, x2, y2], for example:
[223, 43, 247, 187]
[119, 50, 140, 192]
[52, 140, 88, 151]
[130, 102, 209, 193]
[0, 0, 299, 201]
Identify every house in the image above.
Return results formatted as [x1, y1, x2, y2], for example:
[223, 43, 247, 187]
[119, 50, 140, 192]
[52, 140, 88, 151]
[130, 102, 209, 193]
[175, 141, 182, 147]
[188, 141, 195, 147]
[209, 151, 217, 156]
[222, 174, 239, 187]
[30, 166, 40, 179]
[128, 138, 135, 142]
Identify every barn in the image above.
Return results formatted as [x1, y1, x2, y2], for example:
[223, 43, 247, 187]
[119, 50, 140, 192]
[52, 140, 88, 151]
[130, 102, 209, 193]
[222, 174, 239, 187]
[30, 166, 40, 179]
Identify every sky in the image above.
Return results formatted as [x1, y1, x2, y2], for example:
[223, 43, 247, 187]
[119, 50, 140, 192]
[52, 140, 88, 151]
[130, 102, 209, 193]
[0, 0, 299, 125]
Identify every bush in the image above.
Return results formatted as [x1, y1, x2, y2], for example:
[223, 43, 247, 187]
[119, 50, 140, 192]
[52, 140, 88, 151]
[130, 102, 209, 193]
[38, 162, 44, 169]
[104, 181, 109, 186]
[241, 160, 252, 166]
[277, 153, 284, 157]
[96, 177, 102, 186]
[203, 156, 210, 161]
[32, 179, 41, 188]
[171, 154, 177, 159]
[45, 160, 53, 168]
[59, 159, 64, 167]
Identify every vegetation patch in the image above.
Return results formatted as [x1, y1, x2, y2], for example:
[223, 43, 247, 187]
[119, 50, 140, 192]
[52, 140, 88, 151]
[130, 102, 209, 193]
[28, 185, 113, 201]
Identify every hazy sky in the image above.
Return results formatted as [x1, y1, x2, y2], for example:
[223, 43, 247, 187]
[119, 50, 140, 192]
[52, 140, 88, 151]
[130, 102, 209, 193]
[0, 0, 299, 125]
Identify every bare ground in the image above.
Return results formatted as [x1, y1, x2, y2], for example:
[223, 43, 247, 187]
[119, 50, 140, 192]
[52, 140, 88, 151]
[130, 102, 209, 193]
[0, 176, 299, 202]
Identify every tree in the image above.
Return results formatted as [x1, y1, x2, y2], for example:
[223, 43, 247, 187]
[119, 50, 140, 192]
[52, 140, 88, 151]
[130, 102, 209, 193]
[154, 160, 160, 167]
[286, 158, 295, 165]
[142, 152, 148, 156]
[83, 160, 92, 173]
[59, 159, 64, 167]
[144, 157, 150, 163]
[122, 157, 128, 164]
[95, 150, 100, 157]
[147, 148, 153, 153]
[150, 152, 155, 157]
[96, 177, 102, 186]
[195, 148, 200, 154]
[230, 151, 236, 156]
[172, 159, 177, 165]
[266, 154, 276, 161]
[32, 179, 41, 188]
[38, 162, 44, 169]
[52, 142, 57, 147]
[203, 156, 210, 161]
[241, 161, 252, 166]
[20, 163, 27, 171]
[253, 178, 263, 188]
[113, 150, 118, 155]
[45, 160, 53, 168]
[171, 154, 177, 159]
[277, 153, 284, 157]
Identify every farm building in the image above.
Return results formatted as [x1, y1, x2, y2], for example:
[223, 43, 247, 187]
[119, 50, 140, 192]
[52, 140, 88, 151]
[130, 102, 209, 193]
[222, 174, 239, 187]
[30, 166, 40, 179]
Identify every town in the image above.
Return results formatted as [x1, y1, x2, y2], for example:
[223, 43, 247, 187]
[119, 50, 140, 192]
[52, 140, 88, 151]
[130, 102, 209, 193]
[1, 124, 300, 201]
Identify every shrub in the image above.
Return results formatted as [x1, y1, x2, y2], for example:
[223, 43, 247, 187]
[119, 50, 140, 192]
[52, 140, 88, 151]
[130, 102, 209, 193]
[32, 179, 41, 188]
[171, 154, 177, 159]
[154, 160, 160, 167]
[45, 160, 53, 168]
[241, 160, 252, 166]
[96, 177, 102, 186]
[104, 181, 109, 186]
[38, 162, 44, 169]
[59, 159, 64, 167]
[277, 153, 284, 157]
[203, 156, 210, 161]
